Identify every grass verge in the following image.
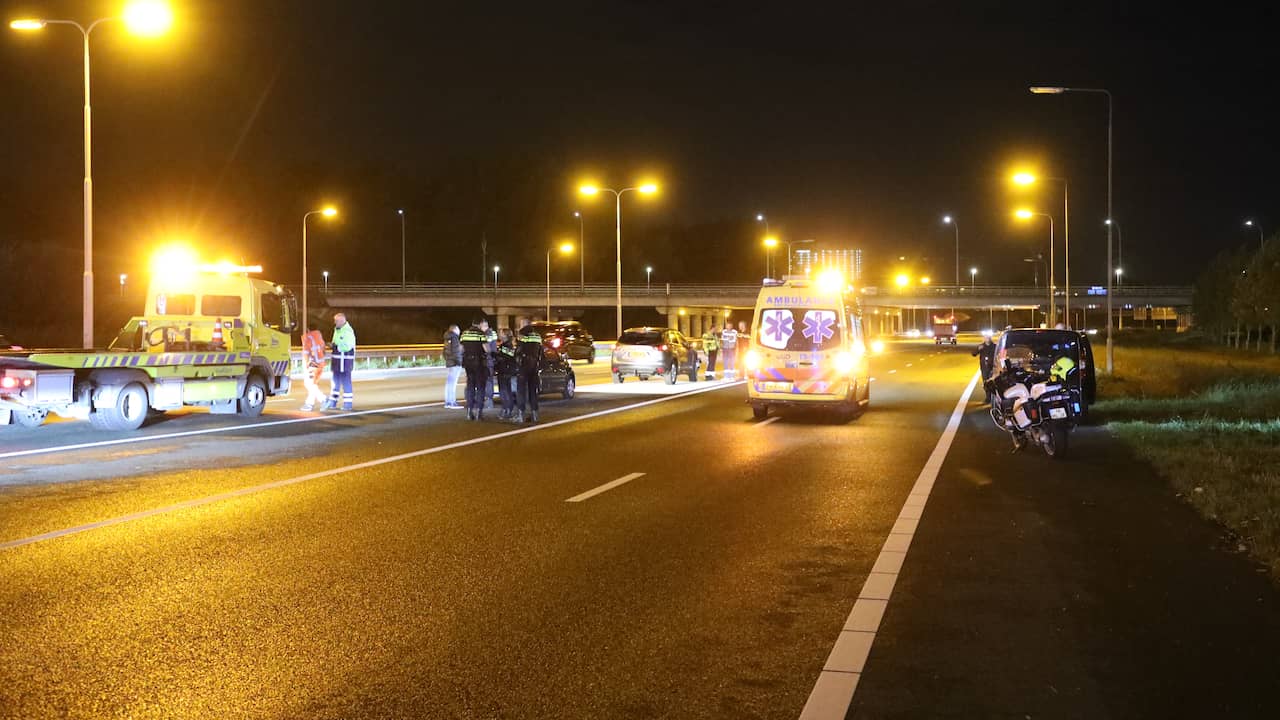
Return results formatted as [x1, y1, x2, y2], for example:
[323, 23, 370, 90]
[1096, 342, 1280, 579]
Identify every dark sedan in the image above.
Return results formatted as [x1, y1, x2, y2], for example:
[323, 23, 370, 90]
[530, 321, 596, 363]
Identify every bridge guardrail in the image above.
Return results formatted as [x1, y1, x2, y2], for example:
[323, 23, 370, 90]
[313, 282, 1190, 299]
[288, 342, 616, 375]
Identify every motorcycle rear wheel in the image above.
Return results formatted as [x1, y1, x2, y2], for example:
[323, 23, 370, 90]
[1042, 424, 1069, 459]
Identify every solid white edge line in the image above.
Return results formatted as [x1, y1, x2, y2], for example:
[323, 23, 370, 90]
[1, 381, 744, 552]
[564, 472, 646, 503]
[0, 402, 446, 461]
[798, 369, 981, 720]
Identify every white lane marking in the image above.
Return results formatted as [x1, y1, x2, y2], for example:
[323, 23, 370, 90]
[757, 416, 782, 427]
[887, 370, 897, 375]
[905, 363, 912, 367]
[0, 402, 445, 461]
[1, 381, 742, 552]
[799, 370, 981, 720]
[565, 472, 646, 503]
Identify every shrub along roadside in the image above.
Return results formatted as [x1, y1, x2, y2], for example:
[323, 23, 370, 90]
[1094, 343, 1280, 579]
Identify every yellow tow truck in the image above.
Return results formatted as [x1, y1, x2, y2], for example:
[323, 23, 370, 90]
[0, 258, 297, 431]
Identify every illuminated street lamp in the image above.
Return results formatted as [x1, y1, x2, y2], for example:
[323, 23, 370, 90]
[493, 265, 500, 290]
[894, 273, 910, 288]
[1012, 171, 1071, 324]
[970, 266, 978, 290]
[1015, 208, 1056, 326]
[547, 242, 574, 320]
[118, 273, 127, 296]
[756, 213, 770, 236]
[578, 182, 658, 338]
[762, 236, 779, 278]
[1245, 219, 1265, 249]
[10, 0, 174, 348]
[1030, 84, 1115, 371]
[322, 270, 329, 292]
[941, 215, 961, 287]
[302, 206, 338, 334]
[646, 265, 653, 293]
[921, 276, 931, 285]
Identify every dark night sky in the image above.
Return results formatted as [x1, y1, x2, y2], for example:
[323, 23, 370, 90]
[2, 0, 1278, 312]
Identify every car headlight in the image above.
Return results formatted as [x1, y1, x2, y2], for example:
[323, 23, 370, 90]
[870, 339, 885, 354]
[834, 351, 856, 374]
[744, 350, 761, 371]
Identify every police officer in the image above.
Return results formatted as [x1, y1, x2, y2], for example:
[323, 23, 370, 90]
[720, 323, 738, 380]
[460, 317, 491, 420]
[514, 323, 543, 423]
[484, 323, 499, 410]
[702, 324, 720, 379]
[972, 335, 996, 381]
[323, 312, 356, 411]
[494, 328, 520, 420]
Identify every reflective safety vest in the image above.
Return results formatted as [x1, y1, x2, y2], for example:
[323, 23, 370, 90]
[518, 328, 543, 370]
[330, 323, 356, 373]
[702, 331, 719, 352]
[302, 330, 326, 367]
[461, 326, 489, 365]
[720, 328, 737, 348]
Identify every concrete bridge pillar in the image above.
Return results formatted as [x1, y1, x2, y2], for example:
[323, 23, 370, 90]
[667, 311, 679, 331]
[496, 313, 510, 332]
[691, 314, 703, 338]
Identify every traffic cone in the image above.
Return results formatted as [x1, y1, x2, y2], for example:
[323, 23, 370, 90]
[212, 319, 224, 347]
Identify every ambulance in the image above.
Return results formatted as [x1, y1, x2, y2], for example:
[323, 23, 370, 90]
[743, 271, 870, 419]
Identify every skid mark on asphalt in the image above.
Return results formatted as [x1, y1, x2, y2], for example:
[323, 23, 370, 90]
[565, 472, 646, 502]
[799, 369, 982, 720]
[0, 382, 742, 552]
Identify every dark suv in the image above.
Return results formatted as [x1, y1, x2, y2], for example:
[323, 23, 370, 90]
[611, 327, 701, 384]
[530, 321, 596, 363]
[994, 328, 1096, 406]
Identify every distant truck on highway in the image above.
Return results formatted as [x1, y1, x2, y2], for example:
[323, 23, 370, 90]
[931, 314, 958, 345]
[0, 258, 297, 431]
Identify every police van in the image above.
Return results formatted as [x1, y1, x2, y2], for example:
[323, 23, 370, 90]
[743, 272, 870, 419]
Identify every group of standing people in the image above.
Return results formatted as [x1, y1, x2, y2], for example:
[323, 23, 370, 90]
[443, 317, 545, 423]
[699, 320, 749, 380]
[301, 311, 357, 412]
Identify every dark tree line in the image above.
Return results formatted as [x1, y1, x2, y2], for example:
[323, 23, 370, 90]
[1194, 236, 1280, 352]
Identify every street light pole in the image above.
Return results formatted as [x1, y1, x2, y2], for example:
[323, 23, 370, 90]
[397, 209, 406, 289]
[1245, 219, 1265, 249]
[119, 273, 126, 296]
[578, 183, 656, 339]
[493, 265, 500, 291]
[302, 207, 338, 335]
[10, 4, 174, 348]
[322, 270, 329, 293]
[646, 266, 653, 293]
[574, 211, 584, 292]
[942, 215, 960, 286]
[1029, 85, 1113, 370]
[970, 266, 977, 290]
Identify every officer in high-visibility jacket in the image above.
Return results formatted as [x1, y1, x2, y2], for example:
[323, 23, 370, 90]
[324, 312, 356, 411]
[702, 325, 720, 379]
[460, 317, 492, 420]
[514, 324, 544, 423]
[301, 329, 328, 411]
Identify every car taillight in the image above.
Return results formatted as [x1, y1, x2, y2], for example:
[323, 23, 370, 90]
[0, 376, 16, 390]
[658, 344, 667, 351]
[550, 338, 562, 348]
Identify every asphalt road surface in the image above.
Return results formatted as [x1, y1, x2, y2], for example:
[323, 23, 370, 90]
[2, 339, 1276, 719]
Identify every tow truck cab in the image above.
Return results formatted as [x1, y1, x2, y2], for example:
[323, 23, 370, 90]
[1, 264, 298, 431]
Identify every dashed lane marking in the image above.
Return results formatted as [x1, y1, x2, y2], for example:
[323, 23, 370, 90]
[0, 381, 743, 552]
[757, 416, 782, 427]
[799, 369, 981, 720]
[565, 472, 646, 502]
[888, 370, 897, 374]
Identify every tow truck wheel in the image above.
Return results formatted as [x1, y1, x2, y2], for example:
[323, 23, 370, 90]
[238, 374, 268, 417]
[752, 404, 769, 420]
[90, 382, 149, 431]
[12, 408, 48, 429]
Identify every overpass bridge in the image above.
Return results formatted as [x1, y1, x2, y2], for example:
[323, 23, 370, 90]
[319, 283, 1192, 336]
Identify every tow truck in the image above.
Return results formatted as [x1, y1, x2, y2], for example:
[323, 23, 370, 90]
[0, 256, 297, 431]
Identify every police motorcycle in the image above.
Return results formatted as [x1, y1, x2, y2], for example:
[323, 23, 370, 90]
[984, 348, 1083, 459]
